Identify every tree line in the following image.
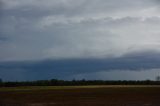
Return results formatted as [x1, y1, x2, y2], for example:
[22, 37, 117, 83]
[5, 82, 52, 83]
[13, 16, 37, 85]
[0, 78, 160, 87]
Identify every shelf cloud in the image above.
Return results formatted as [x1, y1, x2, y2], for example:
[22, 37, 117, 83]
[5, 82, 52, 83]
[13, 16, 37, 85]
[0, 0, 160, 80]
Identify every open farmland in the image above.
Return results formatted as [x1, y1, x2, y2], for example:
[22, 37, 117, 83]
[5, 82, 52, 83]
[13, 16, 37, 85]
[0, 85, 160, 106]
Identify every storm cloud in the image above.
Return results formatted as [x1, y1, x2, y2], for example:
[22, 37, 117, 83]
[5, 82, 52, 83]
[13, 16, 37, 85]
[0, 0, 160, 80]
[1, 51, 160, 81]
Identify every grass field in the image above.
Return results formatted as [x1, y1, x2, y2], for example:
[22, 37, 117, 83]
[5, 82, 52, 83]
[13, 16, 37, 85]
[0, 85, 160, 106]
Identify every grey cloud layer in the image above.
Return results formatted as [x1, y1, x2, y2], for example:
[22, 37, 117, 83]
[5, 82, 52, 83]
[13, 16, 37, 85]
[1, 0, 160, 61]
[1, 51, 160, 81]
[1, 0, 160, 80]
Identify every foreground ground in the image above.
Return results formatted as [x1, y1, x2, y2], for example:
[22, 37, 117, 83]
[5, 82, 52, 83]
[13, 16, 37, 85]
[0, 85, 160, 106]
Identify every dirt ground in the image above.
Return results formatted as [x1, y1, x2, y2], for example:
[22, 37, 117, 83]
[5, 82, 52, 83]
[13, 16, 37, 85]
[0, 86, 160, 106]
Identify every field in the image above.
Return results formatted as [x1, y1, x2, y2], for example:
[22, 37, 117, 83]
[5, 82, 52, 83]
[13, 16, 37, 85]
[0, 85, 160, 106]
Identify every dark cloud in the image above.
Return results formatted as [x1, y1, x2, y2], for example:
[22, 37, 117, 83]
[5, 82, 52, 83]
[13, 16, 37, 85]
[1, 51, 160, 81]
[0, 0, 160, 80]
[0, 36, 8, 42]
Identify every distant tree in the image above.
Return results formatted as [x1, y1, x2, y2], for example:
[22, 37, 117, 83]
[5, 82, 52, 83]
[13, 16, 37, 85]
[156, 76, 160, 81]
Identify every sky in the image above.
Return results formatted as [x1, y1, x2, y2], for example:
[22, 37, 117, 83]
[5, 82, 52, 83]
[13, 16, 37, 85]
[1, 0, 160, 81]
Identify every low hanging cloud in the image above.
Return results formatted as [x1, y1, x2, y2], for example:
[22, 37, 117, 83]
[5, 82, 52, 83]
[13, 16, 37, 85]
[1, 50, 160, 81]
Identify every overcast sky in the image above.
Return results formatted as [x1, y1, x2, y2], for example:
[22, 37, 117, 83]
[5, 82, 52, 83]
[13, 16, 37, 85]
[1, 0, 160, 81]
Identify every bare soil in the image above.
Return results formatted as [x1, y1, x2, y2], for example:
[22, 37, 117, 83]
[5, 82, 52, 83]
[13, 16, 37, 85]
[0, 86, 160, 106]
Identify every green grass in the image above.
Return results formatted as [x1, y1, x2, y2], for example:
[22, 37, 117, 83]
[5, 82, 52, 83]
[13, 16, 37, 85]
[0, 85, 160, 91]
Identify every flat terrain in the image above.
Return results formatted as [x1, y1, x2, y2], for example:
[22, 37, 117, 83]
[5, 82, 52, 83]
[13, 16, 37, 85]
[0, 85, 160, 106]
